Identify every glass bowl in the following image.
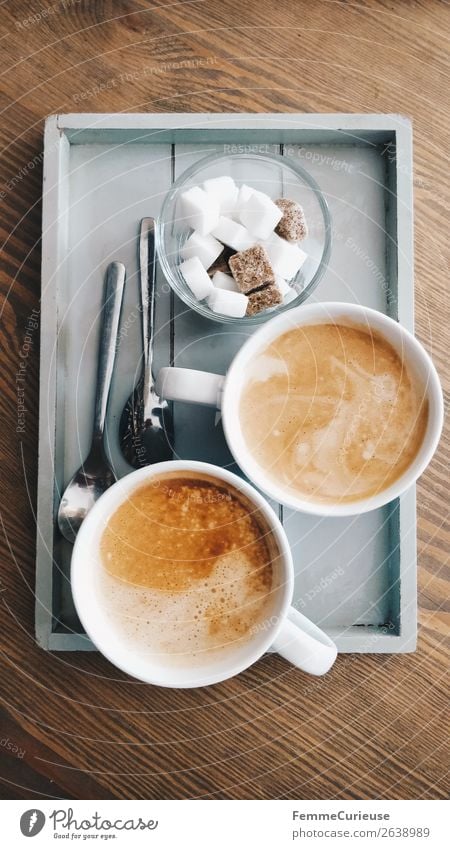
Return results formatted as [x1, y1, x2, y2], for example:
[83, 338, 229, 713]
[156, 151, 332, 326]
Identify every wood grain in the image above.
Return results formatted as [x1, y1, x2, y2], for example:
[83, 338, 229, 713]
[0, 0, 448, 800]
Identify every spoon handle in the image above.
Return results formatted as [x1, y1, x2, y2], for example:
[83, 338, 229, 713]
[139, 217, 156, 418]
[92, 261, 126, 441]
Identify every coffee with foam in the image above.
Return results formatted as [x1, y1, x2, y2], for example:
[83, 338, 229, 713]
[99, 473, 276, 666]
[239, 323, 428, 503]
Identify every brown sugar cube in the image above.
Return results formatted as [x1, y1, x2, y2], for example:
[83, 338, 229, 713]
[275, 198, 308, 241]
[229, 245, 275, 294]
[246, 284, 282, 316]
[208, 245, 236, 277]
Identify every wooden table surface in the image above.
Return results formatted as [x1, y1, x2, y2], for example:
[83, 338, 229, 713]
[0, 0, 448, 801]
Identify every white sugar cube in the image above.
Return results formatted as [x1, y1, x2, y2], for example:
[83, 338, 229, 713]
[263, 233, 307, 280]
[239, 191, 283, 240]
[212, 271, 239, 292]
[231, 184, 255, 218]
[275, 275, 293, 298]
[211, 216, 255, 251]
[203, 176, 238, 214]
[207, 288, 248, 318]
[237, 184, 254, 206]
[180, 231, 223, 269]
[179, 256, 214, 300]
[179, 186, 219, 235]
[275, 276, 298, 303]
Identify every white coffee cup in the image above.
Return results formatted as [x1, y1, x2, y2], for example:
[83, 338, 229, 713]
[157, 303, 443, 517]
[71, 460, 337, 687]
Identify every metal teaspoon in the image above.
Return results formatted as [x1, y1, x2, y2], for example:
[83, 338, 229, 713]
[57, 261, 126, 543]
[119, 217, 173, 468]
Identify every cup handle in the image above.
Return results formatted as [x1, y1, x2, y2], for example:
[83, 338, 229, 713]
[156, 367, 225, 408]
[271, 607, 337, 676]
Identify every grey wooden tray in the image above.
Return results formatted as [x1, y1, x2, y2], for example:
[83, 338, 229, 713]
[36, 113, 416, 653]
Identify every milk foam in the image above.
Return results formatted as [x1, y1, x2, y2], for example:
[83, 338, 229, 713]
[100, 551, 271, 664]
[239, 324, 428, 502]
[99, 550, 274, 667]
[98, 472, 277, 669]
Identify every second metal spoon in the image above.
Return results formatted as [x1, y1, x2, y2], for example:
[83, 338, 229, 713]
[119, 217, 173, 468]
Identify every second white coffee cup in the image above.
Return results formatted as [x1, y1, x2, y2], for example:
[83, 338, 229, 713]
[156, 302, 443, 517]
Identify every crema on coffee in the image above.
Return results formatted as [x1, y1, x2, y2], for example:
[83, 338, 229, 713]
[99, 473, 276, 666]
[239, 323, 428, 503]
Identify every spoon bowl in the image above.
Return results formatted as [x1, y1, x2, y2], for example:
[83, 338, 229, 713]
[57, 441, 116, 544]
[120, 380, 173, 468]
